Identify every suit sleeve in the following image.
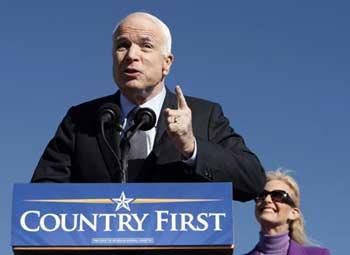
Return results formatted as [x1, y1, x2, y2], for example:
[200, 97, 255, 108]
[31, 108, 75, 183]
[194, 103, 266, 201]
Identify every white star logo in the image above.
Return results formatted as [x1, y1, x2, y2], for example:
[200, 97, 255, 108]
[112, 192, 134, 211]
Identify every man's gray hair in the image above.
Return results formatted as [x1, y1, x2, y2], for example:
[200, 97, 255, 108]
[113, 12, 172, 55]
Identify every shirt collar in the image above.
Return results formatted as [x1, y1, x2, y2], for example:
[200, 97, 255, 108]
[119, 86, 166, 126]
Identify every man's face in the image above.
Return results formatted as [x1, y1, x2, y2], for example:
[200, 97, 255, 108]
[113, 15, 173, 103]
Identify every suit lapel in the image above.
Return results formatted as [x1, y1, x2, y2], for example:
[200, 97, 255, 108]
[154, 88, 176, 145]
[153, 88, 182, 164]
[96, 92, 122, 181]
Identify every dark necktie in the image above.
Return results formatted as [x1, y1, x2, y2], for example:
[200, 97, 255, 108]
[125, 107, 148, 160]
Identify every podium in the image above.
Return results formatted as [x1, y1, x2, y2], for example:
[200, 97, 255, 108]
[12, 183, 234, 255]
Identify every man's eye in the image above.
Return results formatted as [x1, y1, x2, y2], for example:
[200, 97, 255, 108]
[143, 43, 153, 49]
[117, 44, 126, 49]
[115, 42, 129, 50]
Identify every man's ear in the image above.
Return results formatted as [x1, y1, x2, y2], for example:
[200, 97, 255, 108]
[162, 54, 174, 76]
[288, 207, 301, 221]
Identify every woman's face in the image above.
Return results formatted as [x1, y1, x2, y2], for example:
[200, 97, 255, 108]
[255, 179, 300, 234]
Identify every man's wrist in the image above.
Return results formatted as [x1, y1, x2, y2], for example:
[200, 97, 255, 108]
[182, 138, 197, 166]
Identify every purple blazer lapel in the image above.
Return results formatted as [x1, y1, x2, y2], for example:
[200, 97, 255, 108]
[288, 240, 308, 255]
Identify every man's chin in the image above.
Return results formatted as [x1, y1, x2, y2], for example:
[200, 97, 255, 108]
[120, 82, 164, 104]
[121, 82, 149, 92]
[120, 80, 163, 93]
[119, 79, 145, 88]
[119, 84, 155, 103]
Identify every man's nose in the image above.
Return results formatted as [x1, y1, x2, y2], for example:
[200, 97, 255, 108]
[125, 44, 140, 61]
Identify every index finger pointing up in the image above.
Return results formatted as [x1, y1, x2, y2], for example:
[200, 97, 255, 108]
[175, 85, 188, 109]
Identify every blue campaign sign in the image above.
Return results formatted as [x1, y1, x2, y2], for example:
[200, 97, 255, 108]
[12, 183, 233, 247]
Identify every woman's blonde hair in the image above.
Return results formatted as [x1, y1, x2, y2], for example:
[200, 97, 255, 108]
[266, 169, 310, 244]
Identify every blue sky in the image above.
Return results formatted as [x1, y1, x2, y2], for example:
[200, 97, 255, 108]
[1, 1, 349, 254]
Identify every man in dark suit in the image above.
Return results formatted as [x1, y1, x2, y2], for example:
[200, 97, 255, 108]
[31, 12, 265, 202]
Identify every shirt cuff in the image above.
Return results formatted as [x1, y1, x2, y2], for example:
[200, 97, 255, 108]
[182, 138, 197, 166]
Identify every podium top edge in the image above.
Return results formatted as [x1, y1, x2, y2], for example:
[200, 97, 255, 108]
[13, 245, 235, 251]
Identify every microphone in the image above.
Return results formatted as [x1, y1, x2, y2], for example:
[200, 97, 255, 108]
[96, 103, 123, 182]
[119, 107, 156, 183]
[96, 103, 122, 131]
[133, 107, 157, 131]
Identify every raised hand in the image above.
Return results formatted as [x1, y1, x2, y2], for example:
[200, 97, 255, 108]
[164, 85, 195, 159]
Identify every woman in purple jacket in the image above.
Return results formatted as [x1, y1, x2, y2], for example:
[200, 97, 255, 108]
[244, 170, 330, 255]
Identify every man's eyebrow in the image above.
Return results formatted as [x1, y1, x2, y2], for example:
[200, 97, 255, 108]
[113, 35, 158, 45]
[114, 36, 128, 42]
[140, 36, 155, 42]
